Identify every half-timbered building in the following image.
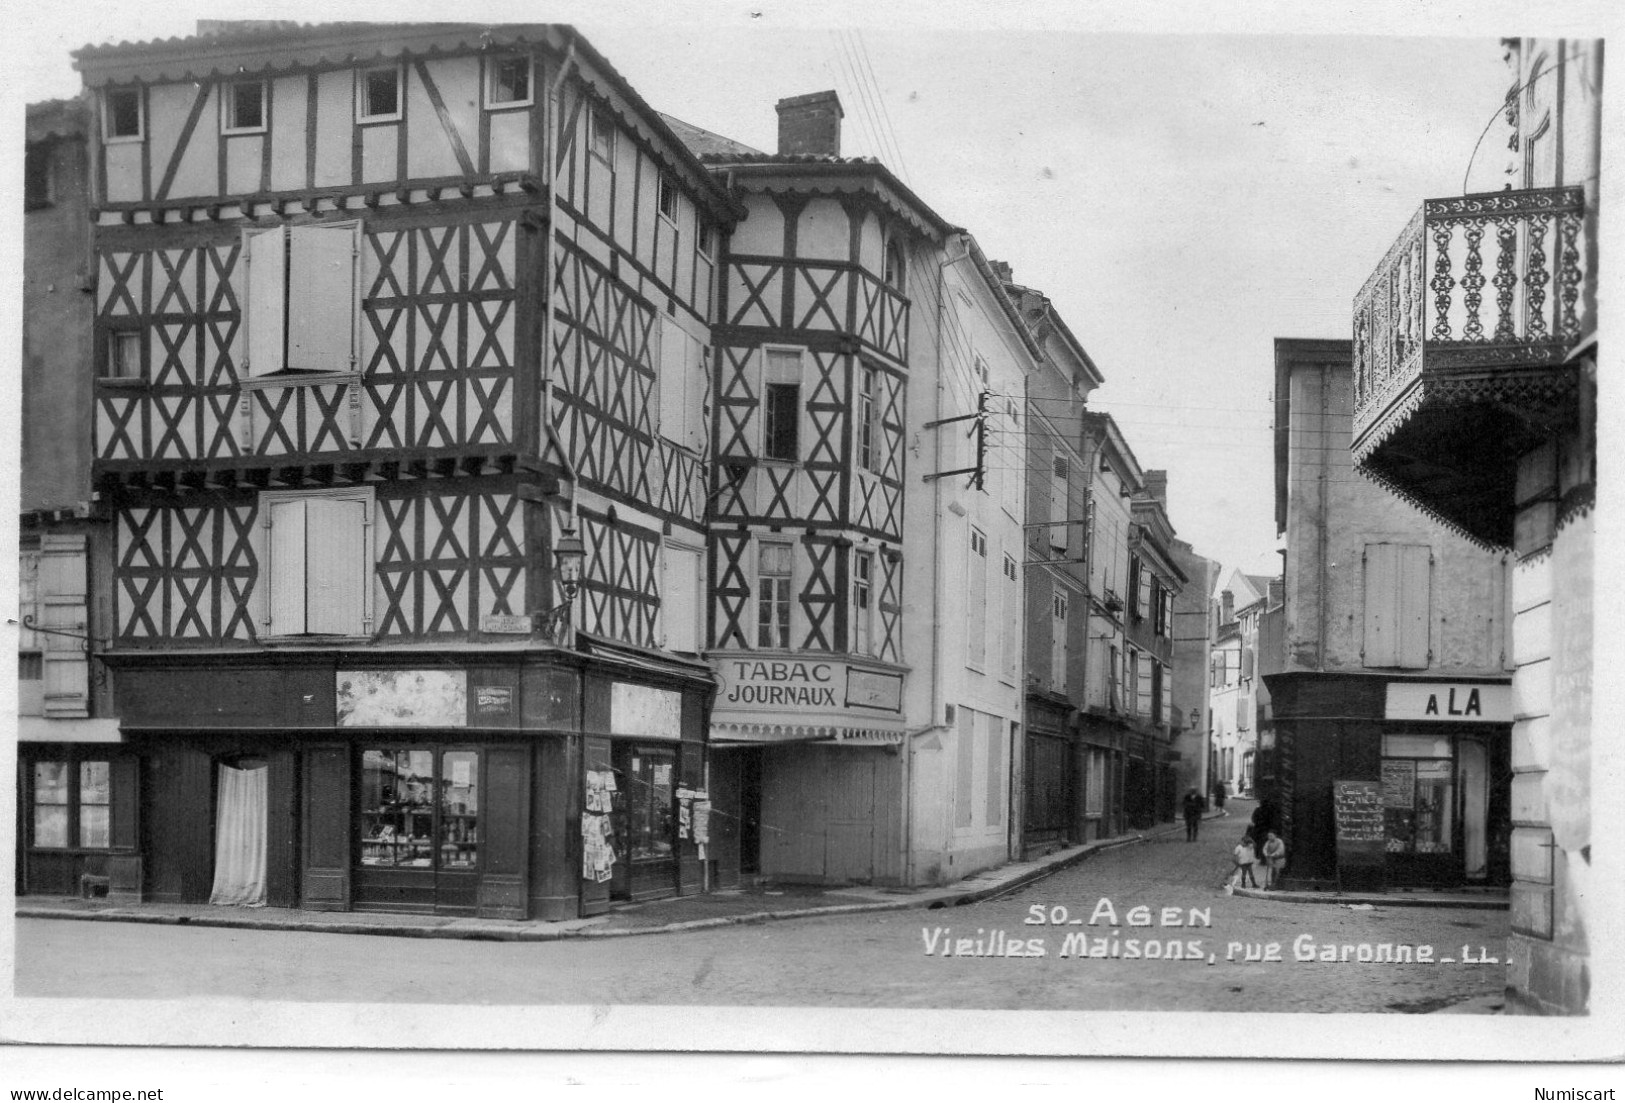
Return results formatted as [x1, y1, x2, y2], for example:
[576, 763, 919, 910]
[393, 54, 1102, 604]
[678, 95, 1036, 886]
[34, 22, 742, 919]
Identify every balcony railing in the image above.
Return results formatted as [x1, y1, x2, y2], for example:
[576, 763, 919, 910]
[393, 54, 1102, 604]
[1352, 186, 1589, 457]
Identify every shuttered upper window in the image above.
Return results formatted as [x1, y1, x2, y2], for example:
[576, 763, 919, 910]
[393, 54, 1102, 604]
[661, 544, 703, 654]
[658, 317, 708, 455]
[1363, 543, 1432, 669]
[263, 491, 372, 637]
[18, 536, 90, 718]
[244, 223, 358, 378]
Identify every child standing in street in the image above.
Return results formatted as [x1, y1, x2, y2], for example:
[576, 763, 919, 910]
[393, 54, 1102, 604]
[1228, 833, 1258, 889]
[1261, 831, 1285, 889]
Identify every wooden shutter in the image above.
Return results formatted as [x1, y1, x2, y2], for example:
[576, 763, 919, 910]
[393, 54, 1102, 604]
[1160, 663, 1173, 726]
[38, 535, 89, 717]
[287, 224, 355, 373]
[305, 497, 367, 635]
[245, 227, 287, 377]
[1364, 543, 1431, 669]
[688, 337, 709, 454]
[268, 499, 308, 634]
[967, 530, 987, 667]
[1138, 655, 1153, 716]
[1049, 456, 1068, 551]
[479, 746, 531, 920]
[1241, 646, 1255, 679]
[955, 706, 976, 827]
[661, 546, 701, 652]
[658, 317, 686, 445]
[985, 714, 1004, 827]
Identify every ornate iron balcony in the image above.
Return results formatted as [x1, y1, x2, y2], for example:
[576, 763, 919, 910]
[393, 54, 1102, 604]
[1352, 186, 1590, 462]
[1349, 186, 1592, 547]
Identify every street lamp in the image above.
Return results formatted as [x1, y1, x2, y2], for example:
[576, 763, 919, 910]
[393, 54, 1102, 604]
[533, 528, 586, 641]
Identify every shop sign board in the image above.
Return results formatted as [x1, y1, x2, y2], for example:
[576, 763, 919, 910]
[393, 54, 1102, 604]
[611, 681, 682, 740]
[337, 670, 468, 727]
[1384, 682, 1511, 723]
[716, 659, 903, 714]
[1332, 779, 1386, 869]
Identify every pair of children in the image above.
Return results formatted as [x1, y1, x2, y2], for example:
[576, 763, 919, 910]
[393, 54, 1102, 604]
[1228, 830, 1284, 889]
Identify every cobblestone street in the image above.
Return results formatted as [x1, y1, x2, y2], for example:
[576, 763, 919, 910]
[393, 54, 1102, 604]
[15, 804, 1508, 1012]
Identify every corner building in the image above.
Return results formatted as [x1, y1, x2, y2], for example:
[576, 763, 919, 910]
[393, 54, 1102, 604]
[27, 23, 742, 919]
[685, 95, 1034, 886]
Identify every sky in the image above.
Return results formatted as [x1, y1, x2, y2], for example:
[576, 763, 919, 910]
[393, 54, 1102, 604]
[6, 0, 1616, 586]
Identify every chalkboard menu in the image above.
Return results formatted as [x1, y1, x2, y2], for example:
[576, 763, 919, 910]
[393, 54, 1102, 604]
[1332, 779, 1386, 869]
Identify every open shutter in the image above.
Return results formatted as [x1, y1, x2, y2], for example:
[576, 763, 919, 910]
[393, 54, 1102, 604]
[245, 227, 287, 377]
[38, 535, 89, 718]
[1160, 663, 1173, 726]
[268, 499, 308, 634]
[305, 497, 367, 635]
[688, 337, 709, 454]
[287, 225, 356, 373]
[1049, 456, 1068, 551]
[1395, 545, 1432, 668]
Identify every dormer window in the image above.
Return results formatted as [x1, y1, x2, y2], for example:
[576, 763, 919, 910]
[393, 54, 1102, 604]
[486, 54, 533, 108]
[104, 87, 143, 142]
[222, 79, 267, 135]
[357, 66, 402, 123]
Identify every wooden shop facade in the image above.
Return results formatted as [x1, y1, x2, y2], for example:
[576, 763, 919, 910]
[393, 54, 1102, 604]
[16, 23, 743, 918]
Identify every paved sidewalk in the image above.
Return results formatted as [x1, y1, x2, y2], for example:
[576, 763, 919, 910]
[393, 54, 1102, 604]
[1232, 886, 1509, 910]
[14, 818, 1178, 943]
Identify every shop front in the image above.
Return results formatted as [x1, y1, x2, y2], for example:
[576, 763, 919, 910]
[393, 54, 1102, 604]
[706, 654, 908, 885]
[1262, 672, 1512, 890]
[86, 645, 715, 920]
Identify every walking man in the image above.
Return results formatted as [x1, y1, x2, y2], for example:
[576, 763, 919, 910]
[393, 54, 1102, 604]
[1213, 779, 1228, 817]
[1182, 787, 1204, 842]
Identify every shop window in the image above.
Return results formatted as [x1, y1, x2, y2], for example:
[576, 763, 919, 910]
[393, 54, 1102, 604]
[852, 549, 874, 656]
[262, 489, 372, 637]
[357, 66, 402, 123]
[32, 760, 111, 849]
[486, 55, 533, 108]
[1381, 735, 1455, 855]
[244, 222, 358, 377]
[359, 748, 479, 870]
[104, 87, 143, 142]
[618, 747, 675, 861]
[757, 541, 793, 649]
[222, 79, 267, 135]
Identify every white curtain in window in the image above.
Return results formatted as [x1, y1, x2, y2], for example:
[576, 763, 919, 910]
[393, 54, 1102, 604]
[210, 765, 268, 907]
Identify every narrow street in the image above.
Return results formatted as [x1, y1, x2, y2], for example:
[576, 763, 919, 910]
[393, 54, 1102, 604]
[15, 802, 1507, 1012]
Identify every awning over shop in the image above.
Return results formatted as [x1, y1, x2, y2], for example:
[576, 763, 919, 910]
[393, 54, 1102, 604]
[709, 720, 904, 746]
[18, 717, 124, 744]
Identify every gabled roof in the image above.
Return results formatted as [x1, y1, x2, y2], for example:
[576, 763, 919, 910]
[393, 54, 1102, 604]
[72, 22, 745, 224]
[659, 113, 764, 160]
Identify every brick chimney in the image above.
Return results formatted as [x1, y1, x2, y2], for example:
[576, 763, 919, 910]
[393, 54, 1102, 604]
[1143, 469, 1168, 506]
[1221, 590, 1234, 624]
[776, 91, 844, 157]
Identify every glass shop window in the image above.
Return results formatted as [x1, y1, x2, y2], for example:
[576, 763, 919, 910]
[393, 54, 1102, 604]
[1381, 735, 1455, 855]
[32, 760, 112, 849]
[619, 748, 676, 861]
[360, 748, 479, 870]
